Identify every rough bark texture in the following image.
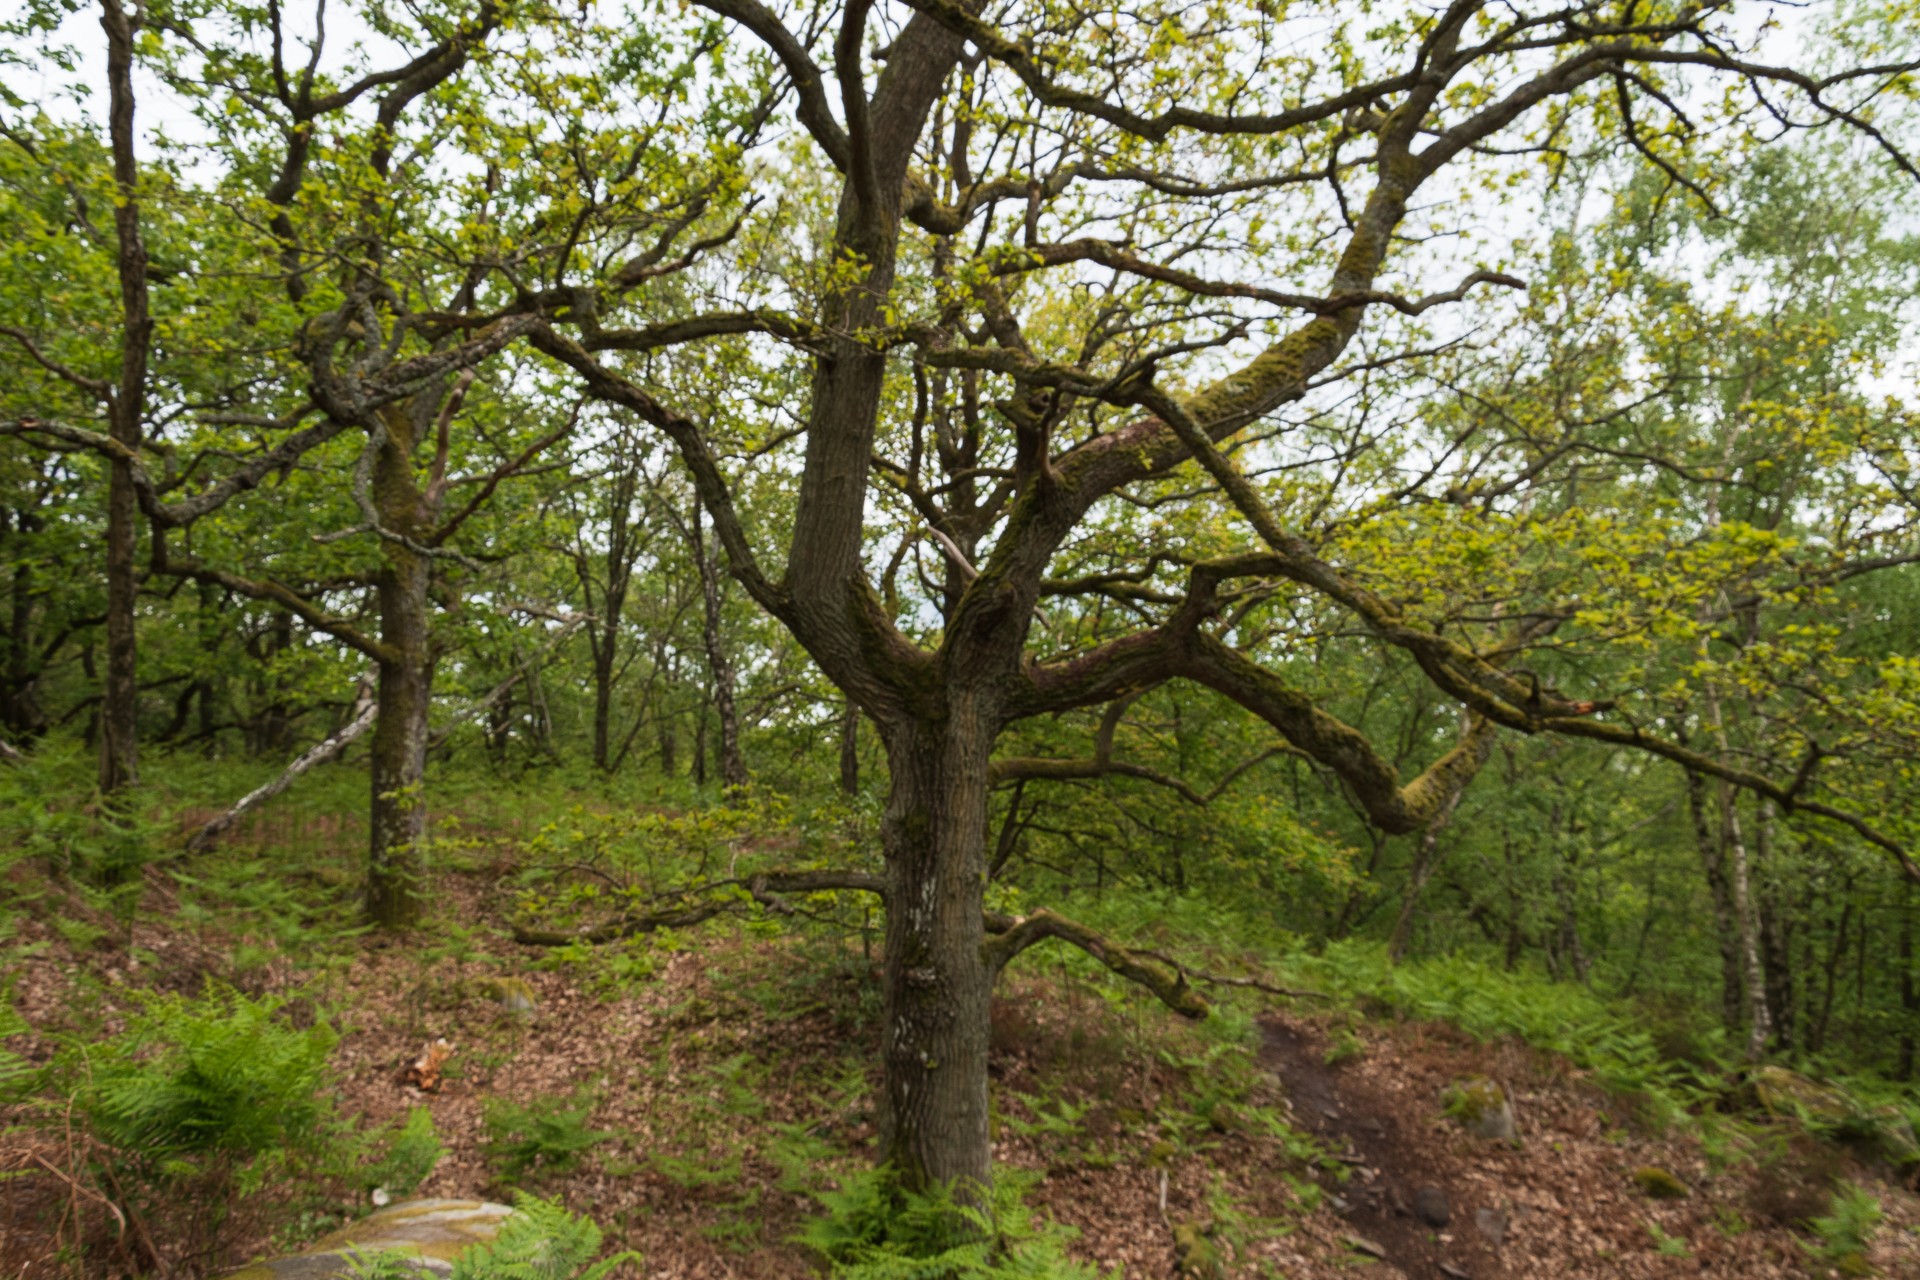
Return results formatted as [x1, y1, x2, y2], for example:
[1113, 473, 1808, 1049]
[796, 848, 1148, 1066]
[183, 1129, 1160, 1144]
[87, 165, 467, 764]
[878, 703, 997, 1198]
[365, 405, 436, 929]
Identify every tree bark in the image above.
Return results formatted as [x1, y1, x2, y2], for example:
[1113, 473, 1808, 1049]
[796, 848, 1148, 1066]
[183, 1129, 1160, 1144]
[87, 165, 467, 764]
[840, 698, 861, 796]
[691, 502, 745, 789]
[1716, 779, 1772, 1058]
[98, 0, 152, 796]
[877, 702, 997, 1199]
[1900, 880, 1916, 1080]
[1388, 741, 1469, 962]
[365, 404, 437, 929]
[585, 460, 641, 772]
[1684, 762, 1744, 1030]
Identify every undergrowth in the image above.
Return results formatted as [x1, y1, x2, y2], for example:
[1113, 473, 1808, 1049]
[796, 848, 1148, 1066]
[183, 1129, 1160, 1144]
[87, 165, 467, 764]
[798, 1167, 1112, 1279]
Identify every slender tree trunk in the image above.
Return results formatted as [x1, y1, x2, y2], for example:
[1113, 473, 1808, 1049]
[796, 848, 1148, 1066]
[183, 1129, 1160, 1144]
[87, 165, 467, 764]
[877, 704, 996, 1199]
[4, 532, 42, 738]
[1812, 899, 1853, 1057]
[1685, 766, 1743, 1029]
[1717, 782, 1772, 1058]
[692, 691, 708, 786]
[1755, 801, 1794, 1052]
[98, 0, 151, 796]
[1899, 880, 1916, 1080]
[591, 637, 616, 771]
[1389, 784, 1464, 962]
[691, 504, 745, 789]
[839, 698, 861, 796]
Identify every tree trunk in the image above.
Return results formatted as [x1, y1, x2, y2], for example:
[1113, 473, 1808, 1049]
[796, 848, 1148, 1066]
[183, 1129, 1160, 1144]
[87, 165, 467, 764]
[1388, 781, 1465, 962]
[367, 546, 432, 928]
[691, 504, 745, 789]
[1717, 782, 1772, 1059]
[592, 636, 616, 771]
[877, 705, 997, 1200]
[839, 698, 861, 796]
[1899, 880, 1916, 1080]
[98, 0, 151, 796]
[1685, 766, 1744, 1030]
[1755, 801, 1794, 1052]
[4, 525, 44, 739]
[364, 401, 437, 930]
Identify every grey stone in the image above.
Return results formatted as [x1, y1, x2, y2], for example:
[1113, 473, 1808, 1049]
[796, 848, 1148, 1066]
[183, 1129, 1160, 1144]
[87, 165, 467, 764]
[1413, 1184, 1451, 1228]
[1475, 1206, 1509, 1248]
[1442, 1077, 1516, 1141]
[1344, 1235, 1389, 1260]
[218, 1199, 513, 1279]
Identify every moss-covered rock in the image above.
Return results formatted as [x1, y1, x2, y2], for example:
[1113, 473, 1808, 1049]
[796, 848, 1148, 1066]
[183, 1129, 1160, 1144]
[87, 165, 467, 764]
[1751, 1066, 1850, 1123]
[1751, 1067, 1920, 1165]
[1172, 1219, 1222, 1278]
[1441, 1076, 1516, 1140]
[476, 975, 538, 1015]
[1631, 1166, 1690, 1200]
[218, 1198, 513, 1278]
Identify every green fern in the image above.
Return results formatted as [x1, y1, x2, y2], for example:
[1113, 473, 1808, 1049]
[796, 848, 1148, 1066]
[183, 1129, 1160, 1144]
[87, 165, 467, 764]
[1801, 1181, 1882, 1277]
[0, 990, 38, 1105]
[369, 1106, 444, 1197]
[482, 1093, 608, 1185]
[797, 1167, 1110, 1279]
[78, 986, 337, 1167]
[345, 1196, 637, 1279]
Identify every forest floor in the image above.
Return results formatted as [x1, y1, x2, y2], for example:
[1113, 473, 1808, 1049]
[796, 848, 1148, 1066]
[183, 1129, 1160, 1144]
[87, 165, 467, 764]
[3, 821, 1920, 1279]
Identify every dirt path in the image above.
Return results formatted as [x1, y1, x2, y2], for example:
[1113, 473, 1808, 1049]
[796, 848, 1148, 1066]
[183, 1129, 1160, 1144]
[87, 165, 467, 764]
[1260, 1016, 1503, 1280]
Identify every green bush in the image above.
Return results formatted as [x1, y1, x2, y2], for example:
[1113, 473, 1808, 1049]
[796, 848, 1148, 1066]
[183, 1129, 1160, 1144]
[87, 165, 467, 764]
[798, 1166, 1110, 1279]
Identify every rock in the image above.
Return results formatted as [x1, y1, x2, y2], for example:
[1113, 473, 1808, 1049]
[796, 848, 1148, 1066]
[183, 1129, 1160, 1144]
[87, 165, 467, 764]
[1413, 1184, 1451, 1227]
[1344, 1234, 1389, 1260]
[1474, 1206, 1509, 1248]
[1751, 1065, 1849, 1121]
[1442, 1077, 1516, 1141]
[1172, 1219, 1223, 1278]
[478, 975, 538, 1015]
[1631, 1166, 1690, 1200]
[1439, 1264, 1472, 1280]
[218, 1198, 513, 1278]
[1866, 1105, 1920, 1165]
[1751, 1066, 1920, 1164]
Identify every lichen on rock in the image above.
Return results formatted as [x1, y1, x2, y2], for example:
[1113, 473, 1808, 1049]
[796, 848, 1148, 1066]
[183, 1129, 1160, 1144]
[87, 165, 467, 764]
[1631, 1166, 1690, 1200]
[1441, 1076, 1516, 1141]
[217, 1198, 514, 1279]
